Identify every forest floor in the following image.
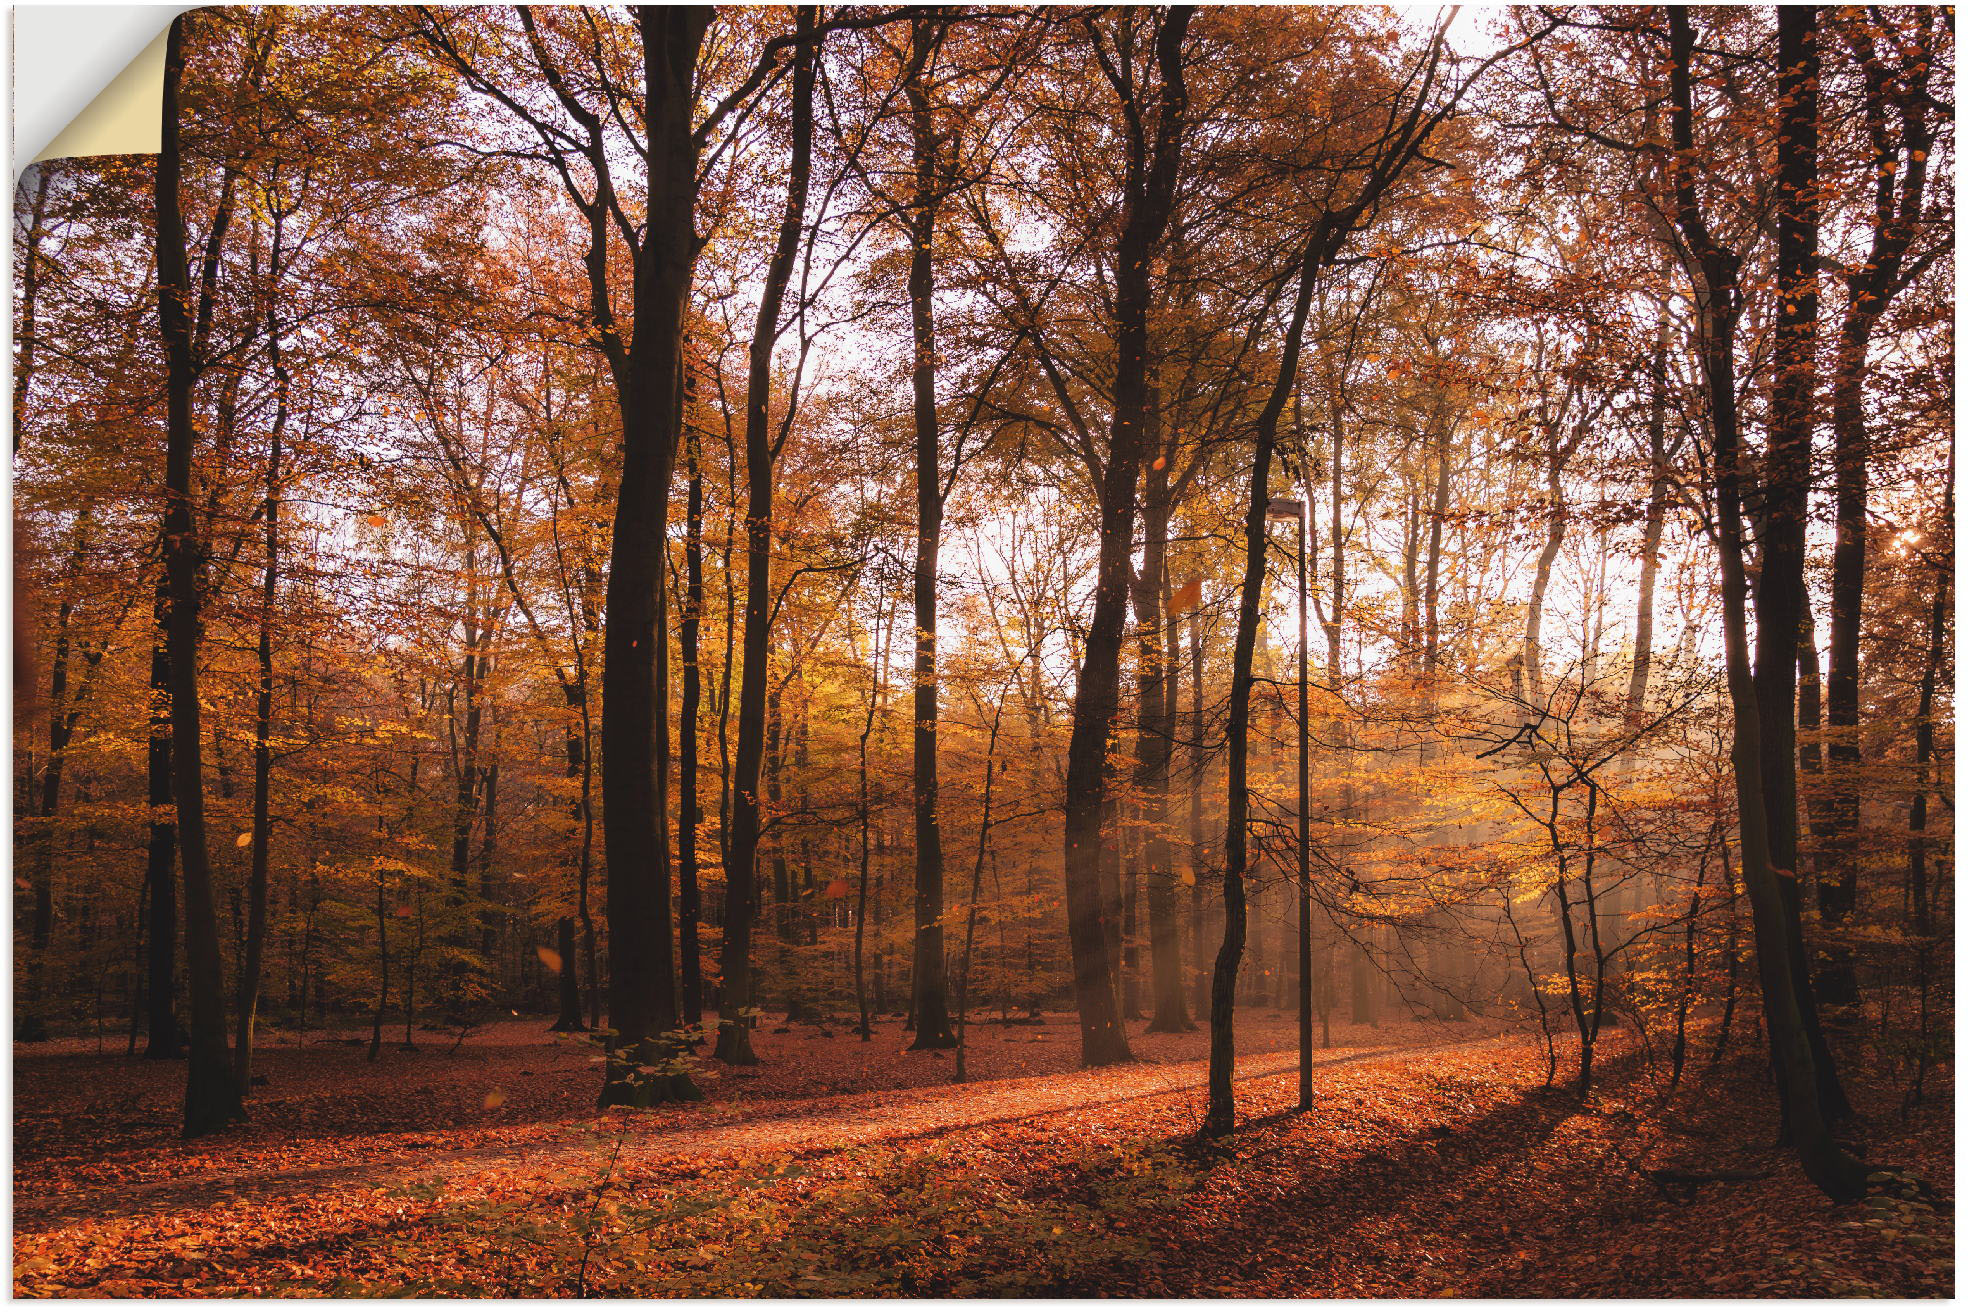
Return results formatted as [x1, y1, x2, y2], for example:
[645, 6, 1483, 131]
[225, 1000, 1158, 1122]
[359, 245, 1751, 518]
[12, 1008, 1953, 1297]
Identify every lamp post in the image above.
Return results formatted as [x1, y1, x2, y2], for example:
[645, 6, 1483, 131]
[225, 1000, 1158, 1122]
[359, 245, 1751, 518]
[1265, 494, 1313, 1111]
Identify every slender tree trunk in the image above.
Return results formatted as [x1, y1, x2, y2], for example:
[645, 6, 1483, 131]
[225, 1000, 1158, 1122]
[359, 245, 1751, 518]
[157, 16, 243, 1138]
[1669, 828, 1715, 1089]
[719, 7, 817, 1066]
[1757, 7, 1850, 1123]
[853, 598, 890, 1040]
[16, 166, 63, 1040]
[1063, 8, 1191, 1069]
[143, 590, 181, 1059]
[905, 15, 957, 1051]
[1627, 317, 1671, 712]
[678, 426, 707, 1031]
[1135, 453, 1191, 1033]
[575, 681, 598, 1031]
[1206, 241, 1318, 1136]
[1904, 466, 1949, 1106]
[1421, 409, 1451, 674]
[1187, 606, 1210, 1017]
[596, 5, 710, 1106]
[1822, 12, 1934, 1005]
[478, 756, 501, 970]
[369, 874, 387, 1063]
[446, 577, 487, 1015]
[21, 522, 99, 1039]
[1664, 7, 1862, 1201]
[953, 701, 1005, 1081]
[1522, 441, 1567, 707]
[236, 251, 288, 1094]
[13, 165, 51, 452]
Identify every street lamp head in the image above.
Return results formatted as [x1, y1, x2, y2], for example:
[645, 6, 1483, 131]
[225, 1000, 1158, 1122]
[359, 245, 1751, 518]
[1265, 497, 1304, 520]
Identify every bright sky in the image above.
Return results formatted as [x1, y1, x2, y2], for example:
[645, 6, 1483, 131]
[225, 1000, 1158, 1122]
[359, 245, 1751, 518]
[1392, 4, 1511, 59]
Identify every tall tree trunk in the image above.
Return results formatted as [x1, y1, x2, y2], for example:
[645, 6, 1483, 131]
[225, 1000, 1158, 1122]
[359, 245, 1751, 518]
[1821, 12, 1935, 1006]
[143, 578, 181, 1059]
[446, 579, 487, 1014]
[1062, 7, 1192, 1069]
[1522, 437, 1567, 707]
[953, 699, 1006, 1081]
[15, 164, 61, 1040]
[1757, 6, 1850, 1123]
[478, 756, 501, 965]
[1206, 244, 1318, 1136]
[369, 873, 387, 1063]
[1904, 464, 1949, 1104]
[13, 165, 51, 452]
[236, 243, 288, 1094]
[1134, 415, 1191, 1033]
[906, 14, 957, 1050]
[1663, 7, 1861, 1201]
[854, 594, 891, 1040]
[20, 517, 99, 1039]
[678, 425, 707, 1031]
[1421, 408, 1451, 675]
[719, 6, 817, 1066]
[157, 14, 243, 1137]
[1187, 605, 1210, 1016]
[549, 668, 590, 1032]
[1627, 313, 1671, 713]
[595, 5, 711, 1106]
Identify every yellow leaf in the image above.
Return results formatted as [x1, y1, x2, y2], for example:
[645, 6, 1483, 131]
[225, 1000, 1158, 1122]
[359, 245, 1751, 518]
[483, 1088, 506, 1110]
[235, 832, 253, 848]
[536, 945, 563, 973]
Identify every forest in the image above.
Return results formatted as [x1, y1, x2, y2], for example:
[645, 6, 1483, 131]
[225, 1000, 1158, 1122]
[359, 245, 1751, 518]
[12, 3, 1955, 1298]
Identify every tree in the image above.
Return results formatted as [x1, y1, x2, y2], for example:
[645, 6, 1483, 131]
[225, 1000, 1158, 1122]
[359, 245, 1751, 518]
[1818, 8, 1946, 1004]
[1659, 5, 1864, 1203]
[156, 12, 246, 1138]
[719, 6, 820, 1067]
[1055, 5, 1193, 1069]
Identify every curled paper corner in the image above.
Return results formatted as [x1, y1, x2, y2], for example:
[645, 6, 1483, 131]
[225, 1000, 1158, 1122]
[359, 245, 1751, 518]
[33, 29, 169, 166]
[17, 6, 195, 171]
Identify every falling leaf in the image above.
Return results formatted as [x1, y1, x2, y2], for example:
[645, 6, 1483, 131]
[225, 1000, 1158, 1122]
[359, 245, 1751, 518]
[537, 945, 563, 972]
[824, 879, 851, 899]
[482, 1088, 506, 1110]
[235, 832, 253, 848]
[364, 514, 386, 528]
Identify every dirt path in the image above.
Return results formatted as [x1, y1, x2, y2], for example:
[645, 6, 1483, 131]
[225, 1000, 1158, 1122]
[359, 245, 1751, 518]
[15, 1031, 1515, 1236]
